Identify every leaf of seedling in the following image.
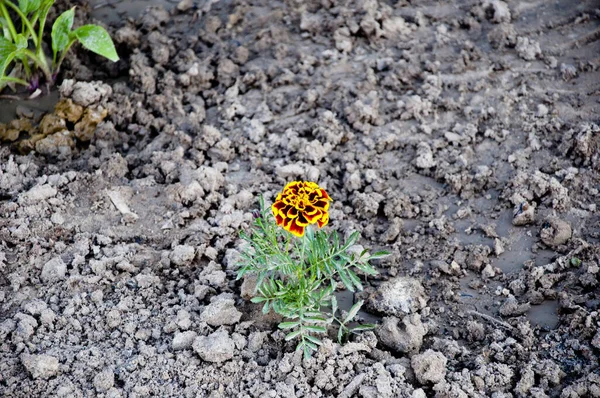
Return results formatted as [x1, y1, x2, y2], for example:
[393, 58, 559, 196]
[344, 300, 363, 324]
[73, 25, 119, 62]
[278, 321, 300, 330]
[285, 330, 302, 341]
[262, 302, 269, 314]
[0, 37, 17, 77]
[0, 17, 10, 40]
[38, 0, 56, 34]
[19, 0, 41, 15]
[15, 34, 27, 50]
[51, 7, 74, 56]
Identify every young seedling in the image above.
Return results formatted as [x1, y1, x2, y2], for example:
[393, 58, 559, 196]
[237, 181, 388, 358]
[0, 0, 118, 93]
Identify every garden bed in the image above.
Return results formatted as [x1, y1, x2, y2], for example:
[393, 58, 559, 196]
[1, 0, 599, 396]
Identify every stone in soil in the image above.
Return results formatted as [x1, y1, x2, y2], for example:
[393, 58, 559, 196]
[193, 330, 235, 363]
[368, 277, 428, 316]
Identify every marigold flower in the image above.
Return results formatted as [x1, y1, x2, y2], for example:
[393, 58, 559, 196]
[271, 181, 332, 237]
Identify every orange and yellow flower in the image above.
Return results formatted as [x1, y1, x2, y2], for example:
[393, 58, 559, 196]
[271, 181, 332, 237]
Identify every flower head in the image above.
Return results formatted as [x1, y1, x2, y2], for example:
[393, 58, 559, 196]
[272, 181, 332, 237]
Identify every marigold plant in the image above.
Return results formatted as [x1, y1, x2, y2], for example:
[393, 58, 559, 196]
[237, 182, 388, 358]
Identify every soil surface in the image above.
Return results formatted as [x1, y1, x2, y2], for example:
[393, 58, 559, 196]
[1, 0, 600, 397]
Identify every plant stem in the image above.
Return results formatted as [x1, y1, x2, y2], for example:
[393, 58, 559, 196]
[0, 2, 18, 41]
[21, 56, 31, 78]
[0, 76, 29, 86]
[24, 49, 51, 81]
[4, 0, 38, 46]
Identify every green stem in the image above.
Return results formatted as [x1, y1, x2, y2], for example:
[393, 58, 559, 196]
[24, 49, 51, 80]
[0, 2, 18, 41]
[0, 76, 29, 86]
[21, 56, 31, 78]
[4, 0, 38, 46]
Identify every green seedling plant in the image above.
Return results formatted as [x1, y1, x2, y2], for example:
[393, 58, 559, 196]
[0, 0, 118, 93]
[237, 190, 388, 359]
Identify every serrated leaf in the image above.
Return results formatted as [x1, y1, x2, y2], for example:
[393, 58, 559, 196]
[285, 329, 302, 341]
[350, 323, 377, 332]
[303, 345, 312, 359]
[303, 325, 326, 333]
[250, 296, 267, 303]
[356, 262, 378, 276]
[304, 316, 326, 324]
[338, 269, 355, 292]
[337, 326, 344, 343]
[344, 300, 363, 324]
[304, 311, 324, 318]
[331, 295, 338, 314]
[52, 7, 74, 55]
[304, 340, 318, 351]
[369, 251, 390, 260]
[344, 231, 360, 248]
[347, 269, 363, 291]
[304, 335, 322, 346]
[278, 321, 299, 330]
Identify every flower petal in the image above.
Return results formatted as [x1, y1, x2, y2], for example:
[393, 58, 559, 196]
[286, 207, 299, 219]
[288, 219, 305, 237]
[317, 212, 329, 228]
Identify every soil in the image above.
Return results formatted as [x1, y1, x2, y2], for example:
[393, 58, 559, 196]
[1, 0, 600, 397]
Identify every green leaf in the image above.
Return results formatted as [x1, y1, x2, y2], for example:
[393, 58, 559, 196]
[350, 323, 377, 332]
[15, 34, 27, 50]
[303, 325, 326, 333]
[285, 330, 302, 341]
[250, 296, 267, 303]
[337, 326, 344, 343]
[356, 262, 378, 276]
[347, 269, 363, 291]
[344, 231, 360, 249]
[0, 17, 10, 40]
[278, 321, 299, 330]
[304, 334, 322, 346]
[51, 7, 74, 55]
[0, 37, 17, 77]
[344, 300, 363, 324]
[0, 36, 16, 56]
[303, 345, 312, 359]
[331, 295, 338, 314]
[38, 0, 55, 33]
[262, 302, 269, 314]
[304, 340, 318, 351]
[369, 251, 390, 260]
[19, 0, 41, 15]
[338, 270, 355, 292]
[74, 24, 120, 61]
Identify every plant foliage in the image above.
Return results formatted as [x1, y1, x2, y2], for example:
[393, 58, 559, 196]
[237, 196, 388, 358]
[0, 0, 118, 92]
